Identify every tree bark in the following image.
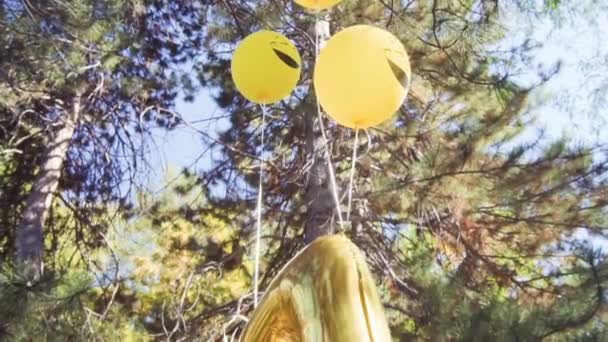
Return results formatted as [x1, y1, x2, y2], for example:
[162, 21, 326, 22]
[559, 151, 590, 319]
[303, 19, 337, 244]
[303, 104, 336, 244]
[15, 94, 81, 284]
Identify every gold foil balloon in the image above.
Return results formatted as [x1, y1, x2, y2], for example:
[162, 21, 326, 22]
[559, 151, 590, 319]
[295, 0, 343, 10]
[231, 30, 301, 104]
[241, 235, 391, 342]
[314, 25, 411, 129]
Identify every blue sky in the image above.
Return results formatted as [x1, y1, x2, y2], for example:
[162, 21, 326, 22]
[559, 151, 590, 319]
[502, 1, 608, 147]
[145, 88, 218, 185]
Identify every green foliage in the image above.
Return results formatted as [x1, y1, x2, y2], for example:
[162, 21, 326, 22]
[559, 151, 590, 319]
[0, 172, 244, 340]
[0, 220, 149, 341]
[194, 0, 608, 339]
[545, 0, 562, 11]
[0, 0, 607, 340]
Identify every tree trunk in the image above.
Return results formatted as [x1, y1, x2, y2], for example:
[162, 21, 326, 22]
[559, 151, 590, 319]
[15, 95, 81, 284]
[303, 18, 336, 245]
[303, 105, 336, 244]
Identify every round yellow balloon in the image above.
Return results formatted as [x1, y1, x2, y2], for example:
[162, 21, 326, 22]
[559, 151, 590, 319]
[295, 0, 342, 10]
[314, 25, 411, 129]
[231, 30, 301, 104]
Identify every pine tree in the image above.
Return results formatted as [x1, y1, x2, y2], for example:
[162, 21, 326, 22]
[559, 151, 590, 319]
[0, 0, 205, 283]
[0, 170, 250, 340]
[188, 0, 608, 338]
[1, 0, 606, 340]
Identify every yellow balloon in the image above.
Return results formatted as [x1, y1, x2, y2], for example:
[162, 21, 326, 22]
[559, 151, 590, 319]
[231, 30, 301, 104]
[295, 0, 342, 10]
[314, 25, 411, 129]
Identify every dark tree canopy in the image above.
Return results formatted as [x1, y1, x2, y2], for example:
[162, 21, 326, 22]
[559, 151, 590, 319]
[0, 0, 606, 340]
[0, 0, 206, 278]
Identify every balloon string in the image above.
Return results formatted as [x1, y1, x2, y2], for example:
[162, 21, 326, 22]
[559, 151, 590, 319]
[315, 13, 319, 56]
[360, 128, 372, 159]
[346, 129, 359, 222]
[314, 14, 344, 229]
[316, 106, 344, 229]
[253, 104, 266, 307]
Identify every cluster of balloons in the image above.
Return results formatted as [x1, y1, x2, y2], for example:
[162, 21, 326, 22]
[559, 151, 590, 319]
[231, 2, 411, 332]
[230, 1, 411, 129]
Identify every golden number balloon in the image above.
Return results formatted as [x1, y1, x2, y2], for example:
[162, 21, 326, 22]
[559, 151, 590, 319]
[241, 235, 391, 342]
[295, 0, 343, 10]
[314, 25, 411, 129]
[231, 30, 301, 104]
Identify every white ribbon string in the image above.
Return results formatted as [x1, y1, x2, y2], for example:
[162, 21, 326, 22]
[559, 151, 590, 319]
[253, 104, 267, 307]
[314, 14, 345, 230]
[346, 129, 359, 221]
